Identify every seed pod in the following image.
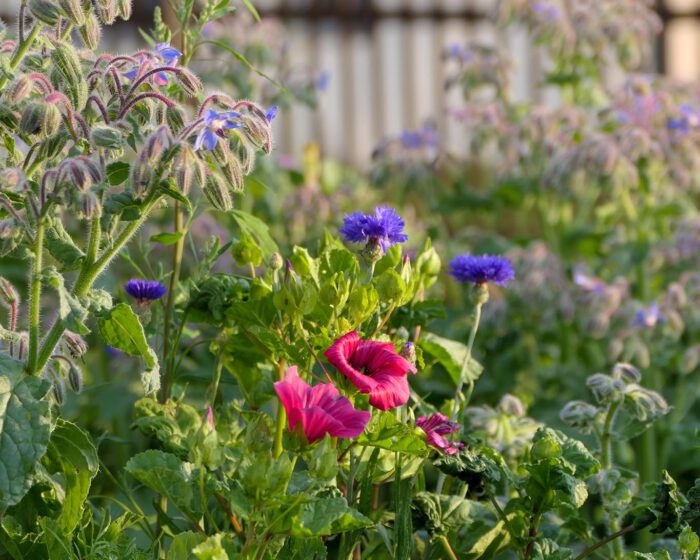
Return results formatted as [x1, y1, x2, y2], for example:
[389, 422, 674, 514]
[203, 173, 233, 211]
[79, 12, 102, 50]
[117, 0, 132, 19]
[58, 0, 85, 26]
[4, 76, 33, 104]
[28, 0, 65, 25]
[20, 100, 62, 137]
[173, 144, 204, 195]
[91, 125, 123, 149]
[68, 366, 83, 393]
[93, 0, 118, 25]
[176, 69, 203, 97]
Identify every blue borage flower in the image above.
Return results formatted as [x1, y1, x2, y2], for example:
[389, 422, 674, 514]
[668, 104, 699, 135]
[340, 206, 408, 253]
[634, 302, 664, 329]
[448, 254, 514, 286]
[124, 42, 182, 85]
[266, 105, 278, 122]
[124, 279, 167, 303]
[194, 109, 241, 151]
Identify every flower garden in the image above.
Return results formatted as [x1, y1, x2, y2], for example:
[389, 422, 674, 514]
[0, 0, 699, 559]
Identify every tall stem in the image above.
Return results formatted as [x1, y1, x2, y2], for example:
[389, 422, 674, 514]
[161, 201, 185, 402]
[436, 298, 484, 494]
[600, 400, 623, 558]
[34, 197, 161, 375]
[573, 526, 634, 560]
[27, 220, 45, 373]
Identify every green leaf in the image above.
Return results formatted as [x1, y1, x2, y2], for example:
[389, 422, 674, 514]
[43, 268, 89, 334]
[125, 450, 200, 521]
[167, 531, 206, 560]
[192, 533, 236, 560]
[240, 0, 260, 21]
[158, 184, 193, 213]
[45, 218, 84, 271]
[46, 419, 99, 534]
[282, 496, 373, 537]
[0, 354, 52, 510]
[419, 332, 483, 385]
[40, 517, 76, 559]
[150, 232, 185, 245]
[357, 412, 429, 456]
[106, 162, 130, 185]
[230, 209, 279, 258]
[97, 303, 160, 395]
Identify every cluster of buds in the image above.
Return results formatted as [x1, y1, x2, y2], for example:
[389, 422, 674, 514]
[561, 362, 668, 434]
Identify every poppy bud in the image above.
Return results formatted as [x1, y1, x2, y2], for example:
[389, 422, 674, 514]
[20, 100, 62, 137]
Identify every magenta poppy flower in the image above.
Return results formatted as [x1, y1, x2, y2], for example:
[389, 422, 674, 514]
[416, 413, 464, 455]
[274, 366, 370, 443]
[324, 331, 417, 411]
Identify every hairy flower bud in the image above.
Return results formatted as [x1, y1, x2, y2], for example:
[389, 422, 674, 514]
[130, 152, 153, 198]
[63, 330, 88, 358]
[681, 346, 700, 375]
[58, 0, 85, 26]
[117, 0, 132, 19]
[91, 125, 124, 149]
[268, 252, 283, 272]
[68, 365, 83, 393]
[623, 385, 669, 422]
[586, 373, 625, 404]
[93, 0, 118, 24]
[498, 394, 525, 417]
[173, 144, 204, 195]
[56, 156, 102, 193]
[416, 246, 441, 279]
[52, 375, 66, 404]
[612, 363, 641, 384]
[20, 100, 62, 137]
[0, 277, 19, 306]
[202, 173, 233, 211]
[560, 400, 599, 433]
[51, 42, 88, 109]
[470, 282, 490, 305]
[399, 342, 416, 366]
[28, 0, 65, 25]
[4, 76, 33, 103]
[177, 68, 203, 97]
[166, 105, 186, 133]
[143, 125, 174, 162]
[240, 113, 273, 154]
[79, 13, 102, 50]
[220, 157, 244, 193]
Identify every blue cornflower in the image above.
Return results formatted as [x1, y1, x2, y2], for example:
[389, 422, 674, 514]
[340, 206, 408, 253]
[266, 105, 278, 122]
[124, 279, 167, 304]
[194, 109, 241, 151]
[448, 254, 514, 286]
[634, 302, 664, 329]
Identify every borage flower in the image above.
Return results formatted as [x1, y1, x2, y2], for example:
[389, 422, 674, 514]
[416, 413, 465, 455]
[448, 254, 514, 286]
[124, 279, 167, 306]
[324, 331, 417, 411]
[339, 206, 408, 254]
[194, 109, 241, 151]
[274, 366, 370, 443]
[124, 42, 182, 85]
[635, 301, 664, 329]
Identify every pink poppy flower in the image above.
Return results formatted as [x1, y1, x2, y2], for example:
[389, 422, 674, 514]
[274, 366, 370, 443]
[324, 331, 417, 411]
[416, 413, 464, 455]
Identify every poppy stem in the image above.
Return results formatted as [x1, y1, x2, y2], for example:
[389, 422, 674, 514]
[295, 316, 333, 383]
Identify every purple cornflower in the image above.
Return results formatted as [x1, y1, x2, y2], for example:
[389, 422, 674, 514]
[266, 106, 278, 122]
[416, 413, 465, 455]
[124, 279, 167, 305]
[635, 302, 664, 329]
[339, 206, 408, 253]
[448, 254, 514, 286]
[194, 109, 241, 151]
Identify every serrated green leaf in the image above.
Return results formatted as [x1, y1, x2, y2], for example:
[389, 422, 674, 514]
[230, 209, 279, 258]
[357, 412, 429, 456]
[43, 268, 89, 334]
[167, 531, 206, 560]
[0, 354, 51, 510]
[106, 162, 130, 185]
[45, 218, 84, 271]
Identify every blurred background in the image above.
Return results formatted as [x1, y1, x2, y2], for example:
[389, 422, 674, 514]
[3, 0, 700, 166]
